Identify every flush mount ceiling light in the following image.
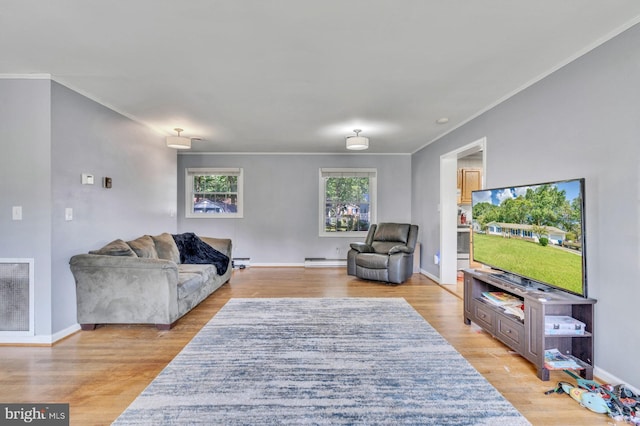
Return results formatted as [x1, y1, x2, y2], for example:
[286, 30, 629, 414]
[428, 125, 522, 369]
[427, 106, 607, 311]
[345, 129, 369, 150]
[166, 128, 191, 149]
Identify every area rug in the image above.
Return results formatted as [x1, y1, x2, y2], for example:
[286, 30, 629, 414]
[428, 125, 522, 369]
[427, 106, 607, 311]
[113, 298, 530, 425]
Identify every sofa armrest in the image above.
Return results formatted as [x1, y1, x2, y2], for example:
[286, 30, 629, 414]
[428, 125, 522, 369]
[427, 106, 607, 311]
[70, 254, 180, 326]
[350, 242, 373, 253]
[389, 245, 412, 255]
[199, 237, 232, 258]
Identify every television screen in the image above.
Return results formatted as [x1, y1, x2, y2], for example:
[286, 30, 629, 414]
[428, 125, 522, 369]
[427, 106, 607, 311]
[471, 178, 586, 297]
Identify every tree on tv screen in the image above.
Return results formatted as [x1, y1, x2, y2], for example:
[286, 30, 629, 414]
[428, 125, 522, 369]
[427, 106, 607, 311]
[473, 184, 582, 244]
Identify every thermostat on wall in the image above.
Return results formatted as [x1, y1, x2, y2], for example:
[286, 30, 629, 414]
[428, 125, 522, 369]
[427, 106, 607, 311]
[81, 173, 94, 185]
[103, 177, 112, 188]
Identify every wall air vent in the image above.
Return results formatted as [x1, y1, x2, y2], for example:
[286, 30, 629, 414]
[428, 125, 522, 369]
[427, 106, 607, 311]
[0, 259, 34, 336]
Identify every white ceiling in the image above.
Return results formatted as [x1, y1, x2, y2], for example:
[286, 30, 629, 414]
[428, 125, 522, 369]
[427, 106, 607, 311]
[2, 1, 640, 153]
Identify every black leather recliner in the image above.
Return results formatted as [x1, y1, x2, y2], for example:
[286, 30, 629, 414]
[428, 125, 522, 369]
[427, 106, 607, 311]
[347, 223, 419, 284]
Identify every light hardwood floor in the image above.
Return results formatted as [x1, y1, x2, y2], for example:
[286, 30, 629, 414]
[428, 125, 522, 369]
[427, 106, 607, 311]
[0, 268, 613, 425]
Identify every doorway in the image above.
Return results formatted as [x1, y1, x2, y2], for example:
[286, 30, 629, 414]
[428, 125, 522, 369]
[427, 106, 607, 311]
[439, 138, 486, 297]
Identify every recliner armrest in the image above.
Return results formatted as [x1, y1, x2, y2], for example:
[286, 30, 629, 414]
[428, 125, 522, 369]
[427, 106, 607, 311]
[389, 245, 412, 254]
[350, 242, 373, 253]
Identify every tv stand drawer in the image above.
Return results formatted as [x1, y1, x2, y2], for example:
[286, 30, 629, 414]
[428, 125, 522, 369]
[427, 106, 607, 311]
[472, 301, 495, 331]
[496, 314, 524, 352]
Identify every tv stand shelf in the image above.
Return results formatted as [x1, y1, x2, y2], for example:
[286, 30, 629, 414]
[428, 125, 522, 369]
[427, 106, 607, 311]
[463, 268, 597, 381]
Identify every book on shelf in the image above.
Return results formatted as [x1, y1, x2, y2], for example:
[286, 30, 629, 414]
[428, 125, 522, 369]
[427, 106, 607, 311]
[544, 348, 583, 370]
[481, 291, 521, 306]
[479, 291, 524, 320]
[502, 304, 525, 320]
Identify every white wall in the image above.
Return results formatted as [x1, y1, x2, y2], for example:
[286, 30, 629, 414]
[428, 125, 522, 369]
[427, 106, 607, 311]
[412, 23, 640, 388]
[177, 153, 412, 264]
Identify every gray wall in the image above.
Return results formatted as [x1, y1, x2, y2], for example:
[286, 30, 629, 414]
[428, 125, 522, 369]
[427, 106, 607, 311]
[0, 79, 53, 336]
[0, 79, 177, 339]
[412, 24, 640, 388]
[50, 82, 178, 333]
[177, 154, 412, 264]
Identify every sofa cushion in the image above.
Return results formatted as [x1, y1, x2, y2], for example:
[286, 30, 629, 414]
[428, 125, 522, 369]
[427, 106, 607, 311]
[177, 264, 216, 299]
[89, 239, 138, 257]
[127, 235, 159, 259]
[374, 223, 410, 243]
[178, 263, 216, 276]
[177, 273, 205, 299]
[152, 233, 181, 263]
[355, 253, 389, 269]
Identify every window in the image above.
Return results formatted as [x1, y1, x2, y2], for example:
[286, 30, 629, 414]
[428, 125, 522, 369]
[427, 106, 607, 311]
[185, 168, 243, 218]
[319, 168, 376, 237]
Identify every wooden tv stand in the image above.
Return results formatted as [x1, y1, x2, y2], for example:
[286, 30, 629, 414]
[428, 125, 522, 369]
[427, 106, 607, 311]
[463, 268, 597, 381]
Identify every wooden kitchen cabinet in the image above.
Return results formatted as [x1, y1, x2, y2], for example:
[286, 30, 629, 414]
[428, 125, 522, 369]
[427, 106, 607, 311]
[458, 168, 482, 204]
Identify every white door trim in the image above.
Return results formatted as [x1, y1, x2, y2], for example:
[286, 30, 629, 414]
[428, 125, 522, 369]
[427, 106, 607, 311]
[439, 137, 486, 284]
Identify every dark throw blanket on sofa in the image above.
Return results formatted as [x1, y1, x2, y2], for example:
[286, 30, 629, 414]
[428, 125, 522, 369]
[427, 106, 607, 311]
[172, 233, 229, 275]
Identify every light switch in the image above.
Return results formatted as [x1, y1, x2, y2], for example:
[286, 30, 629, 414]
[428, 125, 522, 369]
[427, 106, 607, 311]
[65, 208, 73, 221]
[12, 206, 22, 221]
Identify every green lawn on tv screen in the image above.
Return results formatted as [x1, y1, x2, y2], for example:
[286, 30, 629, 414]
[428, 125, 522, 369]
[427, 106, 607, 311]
[473, 233, 583, 294]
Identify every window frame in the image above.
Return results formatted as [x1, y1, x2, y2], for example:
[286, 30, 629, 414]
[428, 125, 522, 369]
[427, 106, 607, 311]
[185, 167, 244, 219]
[319, 167, 377, 238]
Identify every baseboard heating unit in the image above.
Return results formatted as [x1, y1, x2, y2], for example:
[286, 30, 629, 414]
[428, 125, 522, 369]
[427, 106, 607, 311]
[0, 258, 34, 336]
[304, 258, 347, 268]
[232, 258, 250, 268]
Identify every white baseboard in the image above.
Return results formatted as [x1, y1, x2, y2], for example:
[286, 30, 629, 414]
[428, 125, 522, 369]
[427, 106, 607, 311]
[0, 323, 80, 345]
[420, 269, 441, 283]
[248, 262, 350, 267]
[250, 262, 305, 267]
[52, 323, 81, 343]
[594, 366, 640, 394]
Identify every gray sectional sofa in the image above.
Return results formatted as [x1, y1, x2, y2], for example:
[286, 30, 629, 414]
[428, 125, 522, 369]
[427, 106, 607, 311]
[69, 233, 232, 330]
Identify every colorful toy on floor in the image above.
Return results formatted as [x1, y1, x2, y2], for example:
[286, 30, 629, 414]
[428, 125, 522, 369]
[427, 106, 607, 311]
[546, 381, 609, 414]
[545, 371, 640, 424]
[564, 370, 639, 422]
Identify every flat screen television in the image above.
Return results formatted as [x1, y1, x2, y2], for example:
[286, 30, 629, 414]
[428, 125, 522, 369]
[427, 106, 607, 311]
[471, 178, 587, 297]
